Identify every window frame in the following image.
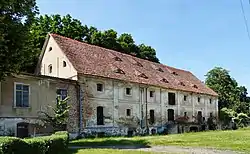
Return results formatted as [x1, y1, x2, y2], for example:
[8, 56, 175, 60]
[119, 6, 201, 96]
[96, 83, 104, 92]
[168, 92, 176, 105]
[14, 82, 30, 108]
[56, 88, 68, 101]
[125, 87, 132, 96]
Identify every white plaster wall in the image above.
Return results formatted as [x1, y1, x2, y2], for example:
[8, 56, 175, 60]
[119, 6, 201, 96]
[40, 36, 77, 80]
[80, 75, 218, 129]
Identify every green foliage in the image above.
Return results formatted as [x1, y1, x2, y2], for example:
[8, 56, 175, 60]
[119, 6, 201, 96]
[0, 0, 39, 79]
[205, 67, 250, 115]
[40, 96, 70, 131]
[0, 132, 69, 154]
[234, 113, 250, 127]
[28, 14, 159, 72]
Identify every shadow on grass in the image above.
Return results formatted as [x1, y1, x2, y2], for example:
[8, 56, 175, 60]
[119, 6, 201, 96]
[69, 138, 151, 149]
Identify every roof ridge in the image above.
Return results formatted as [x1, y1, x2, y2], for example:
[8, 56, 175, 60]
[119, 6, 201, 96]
[50, 33, 191, 73]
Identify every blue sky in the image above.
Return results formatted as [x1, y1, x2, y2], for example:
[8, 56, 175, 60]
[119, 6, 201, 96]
[37, 0, 250, 90]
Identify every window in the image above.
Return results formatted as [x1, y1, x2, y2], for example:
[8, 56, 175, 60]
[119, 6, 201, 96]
[168, 109, 174, 121]
[184, 95, 187, 101]
[63, 61, 67, 67]
[56, 89, 67, 101]
[209, 99, 212, 104]
[48, 47, 52, 51]
[97, 83, 104, 92]
[97, 106, 104, 125]
[15, 83, 29, 107]
[184, 112, 187, 117]
[126, 88, 132, 95]
[48, 64, 52, 73]
[168, 92, 176, 105]
[198, 97, 200, 102]
[126, 109, 131, 116]
[150, 91, 154, 97]
[149, 110, 155, 124]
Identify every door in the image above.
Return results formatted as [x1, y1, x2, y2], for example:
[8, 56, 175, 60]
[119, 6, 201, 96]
[97, 106, 104, 125]
[17, 122, 29, 138]
[168, 109, 175, 121]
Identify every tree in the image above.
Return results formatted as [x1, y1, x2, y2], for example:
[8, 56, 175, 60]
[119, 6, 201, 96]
[0, 0, 38, 79]
[205, 67, 241, 110]
[39, 96, 70, 131]
[28, 14, 160, 73]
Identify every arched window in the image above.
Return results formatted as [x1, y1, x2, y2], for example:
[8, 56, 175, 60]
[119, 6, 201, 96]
[63, 61, 67, 67]
[48, 47, 52, 52]
[48, 64, 52, 73]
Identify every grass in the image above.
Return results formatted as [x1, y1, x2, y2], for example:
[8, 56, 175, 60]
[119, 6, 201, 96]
[70, 128, 250, 152]
[68, 149, 180, 154]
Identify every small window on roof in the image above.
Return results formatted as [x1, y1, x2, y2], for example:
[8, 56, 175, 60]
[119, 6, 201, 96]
[193, 84, 198, 89]
[138, 73, 148, 79]
[48, 47, 52, 52]
[179, 82, 185, 86]
[114, 56, 122, 61]
[114, 68, 125, 74]
[63, 61, 67, 67]
[172, 71, 178, 75]
[157, 68, 164, 72]
[161, 78, 169, 83]
[136, 62, 143, 67]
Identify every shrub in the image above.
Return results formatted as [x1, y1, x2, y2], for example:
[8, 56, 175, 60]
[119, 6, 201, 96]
[0, 131, 69, 154]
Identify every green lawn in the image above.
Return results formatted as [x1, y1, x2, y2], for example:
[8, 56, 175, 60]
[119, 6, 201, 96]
[68, 149, 179, 154]
[70, 128, 250, 152]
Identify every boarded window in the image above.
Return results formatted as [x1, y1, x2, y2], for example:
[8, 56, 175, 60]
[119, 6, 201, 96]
[168, 93, 176, 105]
[15, 84, 29, 107]
[97, 106, 104, 125]
[149, 110, 155, 124]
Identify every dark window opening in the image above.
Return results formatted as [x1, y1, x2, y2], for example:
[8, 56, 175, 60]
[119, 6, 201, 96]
[168, 93, 176, 105]
[161, 78, 169, 83]
[198, 97, 200, 102]
[56, 89, 68, 101]
[114, 56, 122, 61]
[193, 84, 198, 89]
[97, 83, 103, 92]
[149, 110, 155, 124]
[48, 65, 52, 73]
[157, 68, 164, 72]
[138, 73, 148, 79]
[180, 82, 185, 86]
[184, 95, 187, 101]
[126, 109, 131, 116]
[168, 109, 175, 121]
[126, 88, 132, 95]
[184, 112, 187, 117]
[63, 61, 67, 67]
[209, 99, 212, 104]
[48, 47, 52, 51]
[136, 62, 143, 67]
[172, 71, 178, 75]
[97, 106, 104, 125]
[115, 68, 125, 74]
[150, 91, 154, 97]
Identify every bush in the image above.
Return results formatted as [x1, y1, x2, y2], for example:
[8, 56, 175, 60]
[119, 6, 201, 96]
[0, 131, 69, 154]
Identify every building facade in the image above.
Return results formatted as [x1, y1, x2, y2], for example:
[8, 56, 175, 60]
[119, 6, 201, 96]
[0, 74, 79, 137]
[36, 33, 218, 136]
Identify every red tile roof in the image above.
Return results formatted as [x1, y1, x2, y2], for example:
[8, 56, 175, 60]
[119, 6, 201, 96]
[50, 33, 217, 96]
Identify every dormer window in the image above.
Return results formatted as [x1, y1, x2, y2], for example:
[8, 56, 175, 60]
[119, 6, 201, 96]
[157, 68, 164, 72]
[172, 71, 178, 75]
[114, 68, 125, 74]
[138, 73, 148, 79]
[161, 78, 169, 83]
[179, 82, 185, 86]
[114, 56, 122, 61]
[193, 84, 198, 89]
[48, 47, 52, 52]
[63, 61, 67, 67]
[136, 61, 143, 67]
[48, 64, 52, 73]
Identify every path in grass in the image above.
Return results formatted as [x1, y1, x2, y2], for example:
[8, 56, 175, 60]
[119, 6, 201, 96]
[69, 145, 240, 154]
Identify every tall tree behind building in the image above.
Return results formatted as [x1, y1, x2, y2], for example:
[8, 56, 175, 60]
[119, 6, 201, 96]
[0, 0, 39, 79]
